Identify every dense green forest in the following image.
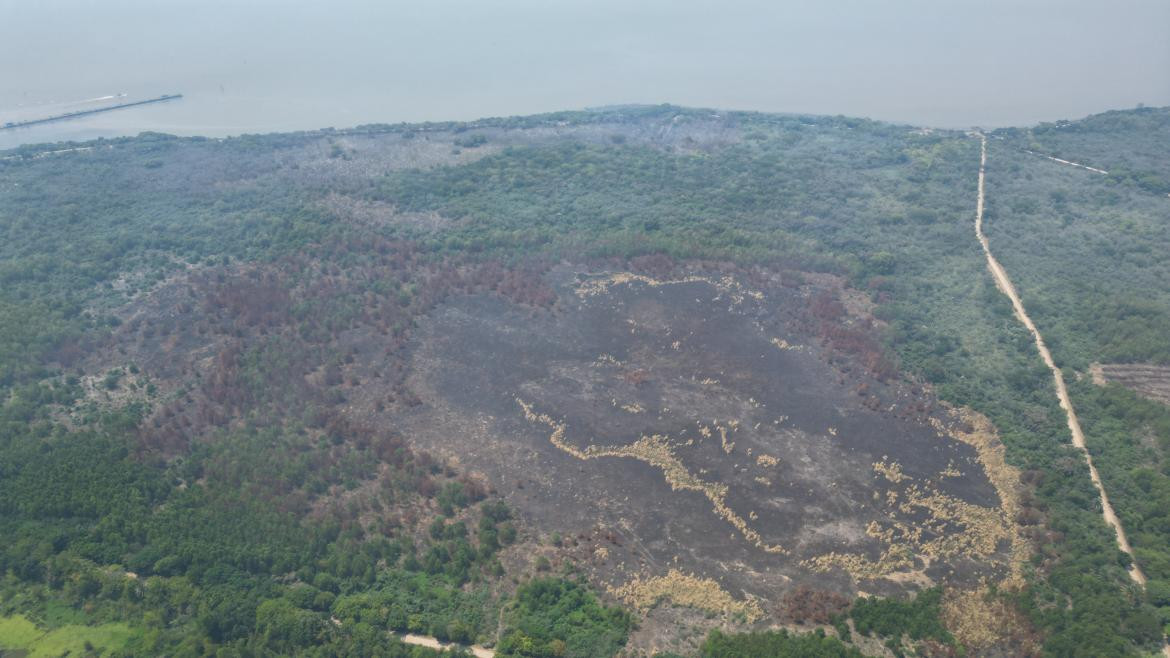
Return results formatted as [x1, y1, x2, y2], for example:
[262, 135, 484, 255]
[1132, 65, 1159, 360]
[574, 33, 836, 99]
[1, 105, 1169, 656]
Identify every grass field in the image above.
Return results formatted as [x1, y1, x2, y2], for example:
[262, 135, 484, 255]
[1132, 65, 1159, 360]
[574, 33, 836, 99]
[0, 614, 138, 657]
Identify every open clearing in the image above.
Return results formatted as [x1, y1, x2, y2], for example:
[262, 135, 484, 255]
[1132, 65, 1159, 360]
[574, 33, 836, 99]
[0, 615, 137, 658]
[1092, 363, 1170, 407]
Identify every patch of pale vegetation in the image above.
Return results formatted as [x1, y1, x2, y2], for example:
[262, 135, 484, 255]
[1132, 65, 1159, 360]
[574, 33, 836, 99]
[594, 353, 625, 367]
[756, 454, 779, 468]
[931, 407, 1029, 586]
[573, 272, 762, 305]
[941, 587, 1039, 654]
[770, 337, 799, 351]
[901, 486, 1008, 560]
[517, 398, 784, 554]
[609, 569, 763, 621]
[808, 414, 1023, 586]
[804, 545, 918, 582]
[865, 520, 890, 541]
[620, 402, 645, 414]
[78, 370, 153, 409]
[872, 457, 907, 484]
[318, 193, 450, 231]
[717, 424, 734, 454]
[807, 479, 1011, 582]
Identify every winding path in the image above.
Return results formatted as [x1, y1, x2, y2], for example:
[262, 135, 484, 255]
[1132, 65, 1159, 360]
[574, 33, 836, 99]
[972, 134, 1146, 587]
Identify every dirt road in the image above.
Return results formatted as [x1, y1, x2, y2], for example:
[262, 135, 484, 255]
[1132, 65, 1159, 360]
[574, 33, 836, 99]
[1020, 148, 1108, 174]
[398, 632, 495, 657]
[972, 134, 1146, 587]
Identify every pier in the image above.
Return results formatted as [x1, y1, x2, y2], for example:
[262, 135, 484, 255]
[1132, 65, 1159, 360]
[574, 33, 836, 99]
[2, 94, 182, 131]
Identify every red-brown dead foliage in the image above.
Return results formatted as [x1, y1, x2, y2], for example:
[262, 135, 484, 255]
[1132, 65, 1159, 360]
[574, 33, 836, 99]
[781, 584, 851, 625]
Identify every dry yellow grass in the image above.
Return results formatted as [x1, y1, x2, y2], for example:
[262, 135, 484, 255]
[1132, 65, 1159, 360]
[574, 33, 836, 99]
[756, 454, 779, 468]
[609, 569, 763, 621]
[941, 586, 1039, 654]
[872, 458, 907, 484]
[574, 272, 762, 305]
[940, 460, 963, 478]
[805, 482, 1011, 582]
[517, 398, 784, 554]
[770, 337, 798, 351]
[901, 485, 1009, 561]
[930, 407, 1029, 586]
[716, 424, 734, 454]
[804, 545, 917, 581]
[806, 416, 1022, 584]
[594, 353, 625, 367]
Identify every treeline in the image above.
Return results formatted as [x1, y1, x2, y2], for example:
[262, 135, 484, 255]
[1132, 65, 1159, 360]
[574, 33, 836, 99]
[695, 628, 863, 658]
[1071, 381, 1170, 636]
[0, 387, 629, 654]
[980, 141, 1170, 370]
[993, 106, 1170, 194]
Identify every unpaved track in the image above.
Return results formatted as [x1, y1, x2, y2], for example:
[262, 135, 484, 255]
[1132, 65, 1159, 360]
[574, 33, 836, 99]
[1020, 148, 1108, 174]
[972, 135, 1146, 588]
[398, 632, 495, 657]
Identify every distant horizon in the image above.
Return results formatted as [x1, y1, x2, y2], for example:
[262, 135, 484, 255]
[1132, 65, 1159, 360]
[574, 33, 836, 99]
[3, 0, 1167, 148]
[3, 99, 1166, 152]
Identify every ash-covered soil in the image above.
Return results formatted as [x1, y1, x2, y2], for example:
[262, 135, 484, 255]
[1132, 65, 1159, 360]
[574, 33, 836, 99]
[398, 269, 1020, 614]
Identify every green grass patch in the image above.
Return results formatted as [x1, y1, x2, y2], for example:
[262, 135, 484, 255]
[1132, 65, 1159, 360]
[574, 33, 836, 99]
[0, 614, 138, 657]
[0, 614, 43, 649]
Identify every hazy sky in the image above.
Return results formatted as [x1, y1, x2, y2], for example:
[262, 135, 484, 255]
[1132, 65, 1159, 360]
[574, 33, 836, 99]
[1, 0, 1168, 145]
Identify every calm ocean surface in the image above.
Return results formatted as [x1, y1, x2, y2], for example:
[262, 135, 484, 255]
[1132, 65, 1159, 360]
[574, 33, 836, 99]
[3, 0, 1168, 149]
